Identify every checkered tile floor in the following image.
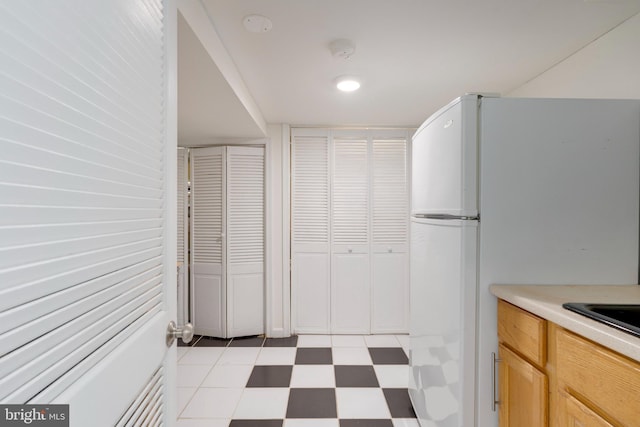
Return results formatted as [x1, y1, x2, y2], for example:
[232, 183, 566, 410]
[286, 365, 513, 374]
[177, 334, 418, 427]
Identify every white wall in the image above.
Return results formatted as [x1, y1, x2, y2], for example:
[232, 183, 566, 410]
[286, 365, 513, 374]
[508, 13, 640, 98]
[265, 124, 289, 337]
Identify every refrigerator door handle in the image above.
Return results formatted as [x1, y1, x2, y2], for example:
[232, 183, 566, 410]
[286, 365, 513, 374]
[413, 213, 479, 221]
[491, 351, 502, 411]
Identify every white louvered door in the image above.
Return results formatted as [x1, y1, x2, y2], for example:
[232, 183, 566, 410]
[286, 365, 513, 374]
[177, 148, 189, 325]
[190, 147, 226, 337]
[371, 134, 410, 333]
[291, 129, 410, 334]
[331, 133, 370, 334]
[227, 147, 265, 337]
[0, 0, 176, 426]
[291, 130, 331, 333]
[190, 146, 265, 338]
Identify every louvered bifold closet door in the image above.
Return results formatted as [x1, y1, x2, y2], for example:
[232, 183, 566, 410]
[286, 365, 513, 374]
[291, 129, 331, 333]
[226, 146, 265, 337]
[331, 131, 370, 334]
[177, 148, 189, 325]
[190, 147, 226, 337]
[0, 0, 171, 425]
[371, 132, 410, 333]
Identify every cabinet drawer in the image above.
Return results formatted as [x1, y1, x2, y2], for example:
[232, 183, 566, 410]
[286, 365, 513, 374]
[498, 300, 546, 368]
[556, 328, 640, 427]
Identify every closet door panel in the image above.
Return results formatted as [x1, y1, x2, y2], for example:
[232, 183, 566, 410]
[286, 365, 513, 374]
[177, 148, 189, 325]
[331, 252, 370, 334]
[331, 136, 370, 333]
[291, 131, 330, 334]
[226, 146, 264, 338]
[371, 137, 410, 333]
[371, 252, 408, 333]
[192, 264, 224, 337]
[292, 252, 330, 333]
[227, 264, 263, 338]
[190, 147, 226, 337]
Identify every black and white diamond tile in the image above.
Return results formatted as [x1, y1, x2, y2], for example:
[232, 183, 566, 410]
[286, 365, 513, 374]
[177, 334, 418, 427]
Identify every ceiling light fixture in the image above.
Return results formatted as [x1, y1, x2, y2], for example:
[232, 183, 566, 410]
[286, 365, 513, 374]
[335, 75, 361, 92]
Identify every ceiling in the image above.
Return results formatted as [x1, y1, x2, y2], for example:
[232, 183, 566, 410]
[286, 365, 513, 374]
[177, 0, 640, 144]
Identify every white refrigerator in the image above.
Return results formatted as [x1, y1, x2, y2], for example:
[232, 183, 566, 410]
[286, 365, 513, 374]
[408, 94, 640, 427]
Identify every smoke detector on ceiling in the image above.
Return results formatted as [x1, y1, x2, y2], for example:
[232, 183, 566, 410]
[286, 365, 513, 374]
[243, 14, 273, 33]
[329, 39, 356, 59]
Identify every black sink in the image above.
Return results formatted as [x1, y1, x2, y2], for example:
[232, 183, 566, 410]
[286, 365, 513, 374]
[562, 303, 640, 339]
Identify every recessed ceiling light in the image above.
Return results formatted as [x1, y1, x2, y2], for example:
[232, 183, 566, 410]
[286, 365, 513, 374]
[335, 76, 361, 92]
[243, 14, 273, 33]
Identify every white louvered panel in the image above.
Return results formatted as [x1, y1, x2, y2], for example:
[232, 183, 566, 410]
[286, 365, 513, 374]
[372, 139, 409, 246]
[0, 0, 166, 411]
[0, 265, 162, 372]
[116, 368, 164, 427]
[227, 147, 264, 265]
[291, 135, 330, 246]
[0, 5, 163, 169]
[3, 289, 162, 402]
[177, 148, 188, 264]
[332, 138, 369, 245]
[191, 152, 224, 264]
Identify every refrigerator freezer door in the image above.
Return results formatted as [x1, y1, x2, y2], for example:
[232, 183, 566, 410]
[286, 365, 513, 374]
[409, 217, 478, 427]
[411, 95, 478, 217]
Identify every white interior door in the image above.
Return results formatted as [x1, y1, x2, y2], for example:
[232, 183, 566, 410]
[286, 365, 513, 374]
[331, 134, 370, 334]
[0, 0, 177, 425]
[371, 136, 410, 333]
[291, 129, 410, 335]
[291, 131, 331, 333]
[190, 147, 226, 337]
[177, 148, 189, 325]
[226, 146, 265, 337]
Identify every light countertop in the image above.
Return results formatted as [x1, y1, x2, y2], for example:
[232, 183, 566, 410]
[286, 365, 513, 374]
[489, 284, 640, 362]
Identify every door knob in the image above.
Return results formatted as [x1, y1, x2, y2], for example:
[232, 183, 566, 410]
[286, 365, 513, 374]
[166, 321, 194, 346]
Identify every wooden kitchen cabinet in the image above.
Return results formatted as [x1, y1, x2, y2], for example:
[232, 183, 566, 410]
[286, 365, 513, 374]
[555, 326, 640, 427]
[499, 343, 548, 427]
[497, 298, 640, 427]
[497, 300, 548, 427]
[560, 391, 614, 427]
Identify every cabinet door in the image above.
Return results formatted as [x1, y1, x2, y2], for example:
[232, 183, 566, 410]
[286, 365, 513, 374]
[499, 344, 548, 427]
[561, 392, 614, 427]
